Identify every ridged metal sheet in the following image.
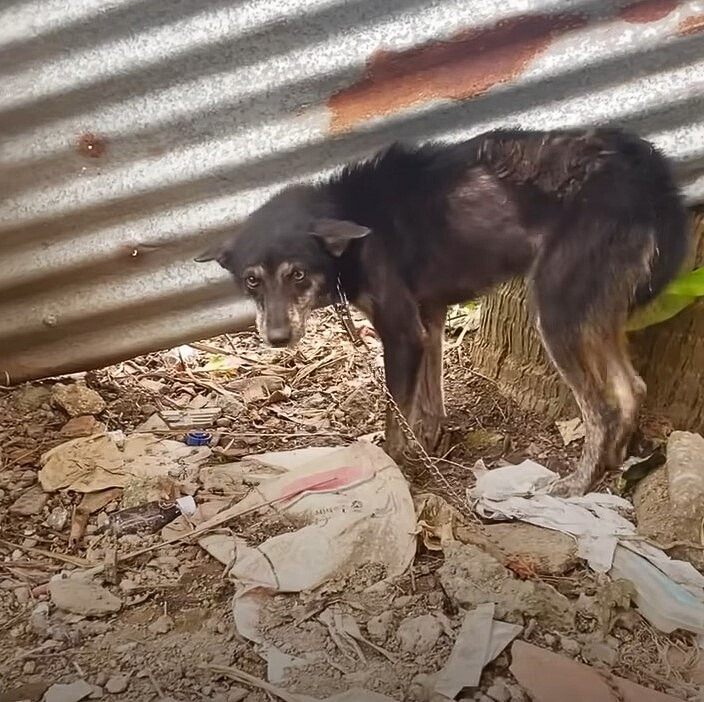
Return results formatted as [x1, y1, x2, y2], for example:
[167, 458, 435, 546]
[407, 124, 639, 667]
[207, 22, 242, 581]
[2, 0, 703, 383]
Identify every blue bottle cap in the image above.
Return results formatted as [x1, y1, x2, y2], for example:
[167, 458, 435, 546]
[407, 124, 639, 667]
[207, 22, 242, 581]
[185, 430, 211, 446]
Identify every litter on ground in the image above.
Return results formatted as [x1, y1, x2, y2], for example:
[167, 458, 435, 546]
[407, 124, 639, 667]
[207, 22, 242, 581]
[2, 310, 703, 702]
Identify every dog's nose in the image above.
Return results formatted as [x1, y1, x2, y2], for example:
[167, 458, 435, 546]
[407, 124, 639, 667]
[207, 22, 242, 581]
[267, 326, 292, 347]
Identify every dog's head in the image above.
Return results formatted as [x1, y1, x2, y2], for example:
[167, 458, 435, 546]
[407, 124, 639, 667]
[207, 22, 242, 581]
[195, 186, 370, 347]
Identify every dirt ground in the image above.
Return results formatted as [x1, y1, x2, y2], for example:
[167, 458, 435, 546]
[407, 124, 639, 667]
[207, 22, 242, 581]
[1, 308, 702, 702]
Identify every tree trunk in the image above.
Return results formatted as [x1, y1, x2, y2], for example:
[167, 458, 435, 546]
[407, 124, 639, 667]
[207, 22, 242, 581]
[470, 211, 704, 432]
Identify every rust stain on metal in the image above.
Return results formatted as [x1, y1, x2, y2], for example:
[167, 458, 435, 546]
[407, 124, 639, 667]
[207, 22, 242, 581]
[618, 0, 680, 24]
[677, 12, 704, 34]
[328, 14, 587, 134]
[76, 132, 107, 158]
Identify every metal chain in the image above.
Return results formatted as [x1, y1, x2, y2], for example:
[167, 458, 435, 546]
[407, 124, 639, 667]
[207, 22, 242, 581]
[333, 278, 465, 506]
[332, 278, 521, 574]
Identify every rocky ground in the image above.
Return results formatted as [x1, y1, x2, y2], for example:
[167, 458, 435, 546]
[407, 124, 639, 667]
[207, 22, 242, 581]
[1, 307, 703, 702]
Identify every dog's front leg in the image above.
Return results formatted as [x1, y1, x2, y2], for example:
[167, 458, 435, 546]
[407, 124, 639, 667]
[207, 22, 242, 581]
[372, 297, 427, 471]
[412, 304, 448, 453]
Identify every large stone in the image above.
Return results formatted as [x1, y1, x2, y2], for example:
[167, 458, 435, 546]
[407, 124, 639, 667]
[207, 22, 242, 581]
[666, 431, 704, 519]
[438, 543, 573, 631]
[634, 464, 704, 572]
[49, 579, 122, 617]
[510, 640, 684, 702]
[484, 523, 578, 576]
[0, 679, 49, 702]
[43, 680, 93, 702]
[52, 383, 106, 417]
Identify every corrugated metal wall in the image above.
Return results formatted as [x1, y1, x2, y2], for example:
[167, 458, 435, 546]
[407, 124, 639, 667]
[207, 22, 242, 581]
[2, 0, 704, 384]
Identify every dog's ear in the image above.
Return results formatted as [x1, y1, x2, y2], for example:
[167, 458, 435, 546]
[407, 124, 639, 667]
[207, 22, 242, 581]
[194, 240, 230, 267]
[311, 218, 371, 257]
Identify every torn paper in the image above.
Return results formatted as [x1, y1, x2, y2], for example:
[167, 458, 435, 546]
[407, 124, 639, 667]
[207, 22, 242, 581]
[434, 602, 522, 697]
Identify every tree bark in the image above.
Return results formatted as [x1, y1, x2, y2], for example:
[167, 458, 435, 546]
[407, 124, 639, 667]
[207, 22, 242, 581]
[470, 211, 704, 432]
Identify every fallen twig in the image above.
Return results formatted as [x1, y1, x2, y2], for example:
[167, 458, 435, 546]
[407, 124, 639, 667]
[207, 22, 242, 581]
[0, 539, 93, 568]
[205, 665, 302, 702]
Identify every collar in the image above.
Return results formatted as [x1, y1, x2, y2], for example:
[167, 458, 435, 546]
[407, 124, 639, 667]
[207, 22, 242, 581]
[332, 274, 363, 346]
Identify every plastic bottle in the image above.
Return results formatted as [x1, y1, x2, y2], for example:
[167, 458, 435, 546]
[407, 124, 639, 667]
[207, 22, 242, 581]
[100, 496, 197, 536]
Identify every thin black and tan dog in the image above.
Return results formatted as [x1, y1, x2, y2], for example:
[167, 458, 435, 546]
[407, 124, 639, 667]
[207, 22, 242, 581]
[195, 127, 690, 496]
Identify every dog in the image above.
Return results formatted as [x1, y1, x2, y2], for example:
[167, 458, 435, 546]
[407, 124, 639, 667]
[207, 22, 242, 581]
[195, 126, 690, 496]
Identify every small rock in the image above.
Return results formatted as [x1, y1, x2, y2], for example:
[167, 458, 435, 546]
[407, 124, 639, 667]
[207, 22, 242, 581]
[30, 601, 51, 637]
[147, 614, 173, 635]
[118, 577, 138, 593]
[396, 614, 443, 654]
[134, 413, 169, 432]
[227, 688, 248, 702]
[46, 506, 69, 531]
[15, 385, 52, 411]
[50, 579, 122, 617]
[543, 633, 557, 648]
[78, 621, 111, 638]
[14, 585, 30, 604]
[214, 619, 229, 635]
[89, 685, 104, 699]
[94, 673, 109, 687]
[10, 485, 49, 516]
[366, 611, 394, 643]
[52, 383, 106, 417]
[60, 415, 106, 438]
[506, 684, 527, 702]
[44, 680, 94, 702]
[18, 470, 38, 486]
[105, 675, 129, 694]
[393, 595, 412, 609]
[139, 379, 166, 394]
[23, 660, 37, 674]
[582, 638, 619, 667]
[427, 591, 443, 607]
[486, 681, 511, 702]
[559, 636, 581, 656]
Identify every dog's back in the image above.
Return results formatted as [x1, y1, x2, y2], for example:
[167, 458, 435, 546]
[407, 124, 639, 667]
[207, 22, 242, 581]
[329, 127, 689, 318]
[473, 127, 689, 311]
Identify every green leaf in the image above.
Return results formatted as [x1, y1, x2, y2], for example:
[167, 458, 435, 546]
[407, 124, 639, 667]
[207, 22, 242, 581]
[626, 266, 704, 332]
[626, 292, 695, 331]
[665, 266, 704, 296]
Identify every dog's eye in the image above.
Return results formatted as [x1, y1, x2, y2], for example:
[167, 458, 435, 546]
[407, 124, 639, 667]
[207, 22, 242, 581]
[245, 275, 260, 289]
[292, 268, 306, 282]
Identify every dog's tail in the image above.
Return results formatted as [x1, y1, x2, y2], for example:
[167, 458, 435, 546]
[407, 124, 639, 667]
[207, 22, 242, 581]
[627, 142, 691, 312]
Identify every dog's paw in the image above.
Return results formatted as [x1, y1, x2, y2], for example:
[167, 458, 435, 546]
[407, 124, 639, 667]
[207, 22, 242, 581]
[548, 473, 589, 498]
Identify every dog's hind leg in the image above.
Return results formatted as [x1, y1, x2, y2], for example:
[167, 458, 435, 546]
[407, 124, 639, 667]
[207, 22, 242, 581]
[603, 328, 647, 468]
[537, 315, 616, 497]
